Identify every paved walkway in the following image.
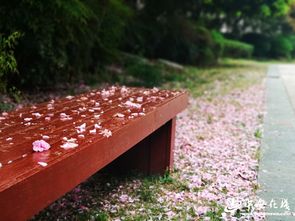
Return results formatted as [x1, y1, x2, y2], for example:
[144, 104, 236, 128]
[259, 65, 295, 220]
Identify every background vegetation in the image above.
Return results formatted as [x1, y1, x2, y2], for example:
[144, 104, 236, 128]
[1, 0, 295, 94]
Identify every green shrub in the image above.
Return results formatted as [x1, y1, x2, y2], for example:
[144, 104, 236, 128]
[122, 15, 219, 66]
[242, 33, 271, 58]
[212, 31, 254, 58]
[0, 0, 131, 89]
[126, 61, 163, 87]
[270, 35, 294, 59]
[0, 32, 21, 92]
[222, 39, 254, 58]
[242, 33, 295, 59]
[288, 35, 295, 57]
[117, 53, 182, 87]
[150, 19, 217, 65]
[211, 31, 224, 59]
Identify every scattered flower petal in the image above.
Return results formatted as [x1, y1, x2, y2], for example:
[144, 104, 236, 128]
[100, 129, 112, 138]
[66, 95, 74, 100]
[60, 142, 78, 149]
[76, 123, 86, 133]
[94, 114, 100, 119]
[32, 112, 42, 118]
[89, 129, 96, 134]
[78, 134, 85, 139]
[114, 113, 125, 118]
[45, 117, 51, 121]
[32, 140, 51, 152]
[94, 123, 101, 129]
[124, 101, 141, 109]
[38, 162, 48, 167]
[42, 135, 50, 140]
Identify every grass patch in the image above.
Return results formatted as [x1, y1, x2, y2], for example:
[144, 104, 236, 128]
[254, 129, 263, 139]
[163, 58, 267, 97]
[92, 55, 267, 99]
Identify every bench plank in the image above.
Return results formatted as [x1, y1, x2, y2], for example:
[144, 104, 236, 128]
[0, 86, 187, 221]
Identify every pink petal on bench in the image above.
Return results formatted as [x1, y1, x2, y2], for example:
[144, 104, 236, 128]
[66, 95, 74, 100]
[101, 89, 112, 98]
[89, 129, 96, 134]
[42, 135, 50, 140]
[99, 129, 112, 138]
[60, 142, 78, 150]
[94, 123, 101, 129]
[120, 86, 128, 95]
[32, 140, 51, 152]
[114, 113, 125, 118]
[37, 162, 48, 167]
[124, 100, 141, 109]
[76, 123, 86, 133]
[136, 97, 143, 102]
[78, 134, 85, 139]
[32, 112, 42, 118]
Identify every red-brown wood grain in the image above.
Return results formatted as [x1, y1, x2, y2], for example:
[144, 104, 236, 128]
[0, 86, 188, 221]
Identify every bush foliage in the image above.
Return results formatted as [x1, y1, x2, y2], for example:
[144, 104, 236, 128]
[222, 39, 254, 58]
[242, 33, 295, 59]
[212, 31, 254, 58]
[270, 35, 294, 58]
[0, 32, 21, 92]
[0, 0, 131, 89]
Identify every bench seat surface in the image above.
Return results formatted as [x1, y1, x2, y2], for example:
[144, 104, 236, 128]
[0, 86, 187, 220]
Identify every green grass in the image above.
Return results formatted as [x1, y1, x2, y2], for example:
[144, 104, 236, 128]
[162, 58, 267, 97]
[90, 56, 268, 99]
[254, 129, 263, 139]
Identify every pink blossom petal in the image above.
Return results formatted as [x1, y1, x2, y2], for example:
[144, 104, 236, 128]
[60, 142, 78, 149]
[100, 129, 112, 138]
[38, 162, 48, 167]
[32, 140, 51, 152]
[123, 101, 141, 109]
[42, 135, 49, 140]
[89, 129, 96, 134]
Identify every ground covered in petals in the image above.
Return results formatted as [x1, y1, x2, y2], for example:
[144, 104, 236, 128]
[31, 74, 265, 220]
[173, 85, 265, 220]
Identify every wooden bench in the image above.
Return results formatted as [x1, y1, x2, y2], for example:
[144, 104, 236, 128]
[0, 86, 188, 221]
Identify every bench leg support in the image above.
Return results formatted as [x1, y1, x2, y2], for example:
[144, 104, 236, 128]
[107, 118, 176, 175]
[148, 117, 175, 174]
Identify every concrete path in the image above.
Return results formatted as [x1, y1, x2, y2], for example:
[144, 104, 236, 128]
[259, 65, 295, 220]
